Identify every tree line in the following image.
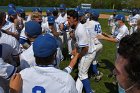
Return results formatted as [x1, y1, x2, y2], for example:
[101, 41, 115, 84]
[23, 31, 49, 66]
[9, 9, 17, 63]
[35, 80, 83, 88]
[0, 0, 140, 9]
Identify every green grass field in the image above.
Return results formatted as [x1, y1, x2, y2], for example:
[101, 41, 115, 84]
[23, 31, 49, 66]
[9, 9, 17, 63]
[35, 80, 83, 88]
[60, 19, 119, 93]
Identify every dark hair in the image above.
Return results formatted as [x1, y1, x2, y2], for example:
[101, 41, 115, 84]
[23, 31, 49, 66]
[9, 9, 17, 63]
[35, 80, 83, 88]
[35, 51, 56, 66]
[67, 10, 78, 20]
[118, 31, 140, 88]
[90, 14, 98, 21]
[0, 11, 6, 26]
[53, 10, 58, 17]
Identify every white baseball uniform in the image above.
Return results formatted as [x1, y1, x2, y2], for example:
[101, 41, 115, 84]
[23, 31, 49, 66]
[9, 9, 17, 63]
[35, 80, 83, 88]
[129, 14, 140, 34]
[108, 15, 116, 34]
[84, 20, 103, 64]
[74, 23, 96, 79]
[115, 24, 129, 48]
[1, 20, 18, 34]
[20, 43, 63, 69]
[0, 32, 21, 66]
[20, 66, 78, 93]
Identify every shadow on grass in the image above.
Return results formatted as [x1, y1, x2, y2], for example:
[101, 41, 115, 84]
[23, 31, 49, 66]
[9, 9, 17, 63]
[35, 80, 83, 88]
[100, 59, 115, 70]
[104, 82, 118, 93]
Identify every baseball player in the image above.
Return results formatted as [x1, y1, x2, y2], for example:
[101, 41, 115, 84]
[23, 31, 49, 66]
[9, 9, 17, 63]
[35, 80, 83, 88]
[6, 4, 16, 21]
[15, 8, 25, 34]
[128, 9, 140, 34]
[44, 15, 64, 68]
[1, 10, 19, 39]
[97, 14, 129, 48]
[84, 10, 103, 81]
[26, 7, 42, 22]
[65, 10, 96, 93]
[57, 4, 69, 51]
[0, 11, 21, 67]
[97, 14, 129, 93]
[108, 11, 117, 35]
[74, 10, 103, 93]
[19, 12, 43, 49]
[20, 34, 78, 93]
[0, 44, 18, 93]
[20, 21, 42, 70]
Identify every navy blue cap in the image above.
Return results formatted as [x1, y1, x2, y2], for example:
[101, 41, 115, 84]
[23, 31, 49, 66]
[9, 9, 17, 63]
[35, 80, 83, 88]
[25, 21, 42, 37]
[48, 16, 55, 23]
[8, 9, 17, 15]
[33, 34, 58, 57]
[115, 14, 125, 21]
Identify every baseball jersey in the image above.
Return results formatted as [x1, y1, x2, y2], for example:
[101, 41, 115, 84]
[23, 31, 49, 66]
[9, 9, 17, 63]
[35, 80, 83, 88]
[0, 58, 16, 79]
[20, 44, 36, 70]
[129, 14, 140, 34]
[20, 66, 78, 93]
[57, 13, 67, 24]
[115, 25, 129, 48]
[75, 23, 89, 48]
[20, 43, 63, 69]
[129, 14, 140, 26]
[1, 21, 18, 34]
[108, 15, 115, 26]
[0, 32, 21, 66]
[84, 20, 102, 52]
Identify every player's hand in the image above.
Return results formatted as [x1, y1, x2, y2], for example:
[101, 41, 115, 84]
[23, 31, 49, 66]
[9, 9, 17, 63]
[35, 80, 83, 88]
[10, 73, 22, 93]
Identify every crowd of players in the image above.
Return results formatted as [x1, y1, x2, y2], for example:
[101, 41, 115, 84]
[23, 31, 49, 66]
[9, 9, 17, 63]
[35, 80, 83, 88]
[0, 3, 140, 93]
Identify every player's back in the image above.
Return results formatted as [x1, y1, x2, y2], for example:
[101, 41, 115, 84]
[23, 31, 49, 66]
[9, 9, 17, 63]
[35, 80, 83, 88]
[20, 66, 77, 93]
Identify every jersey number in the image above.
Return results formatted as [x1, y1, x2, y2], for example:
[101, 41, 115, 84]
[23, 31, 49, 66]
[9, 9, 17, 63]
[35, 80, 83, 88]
[95, 24, 101, 33]
[32, 86, 45, 93]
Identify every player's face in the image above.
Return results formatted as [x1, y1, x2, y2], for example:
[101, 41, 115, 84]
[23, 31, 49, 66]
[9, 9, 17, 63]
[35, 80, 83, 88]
[113, 54, 130, 89]
[33, 17, 42, 24]
[69, 17, 75, 27]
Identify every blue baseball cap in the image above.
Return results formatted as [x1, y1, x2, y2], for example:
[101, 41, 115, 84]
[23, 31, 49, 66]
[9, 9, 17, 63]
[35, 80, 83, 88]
[8, 9, 17, 15]
[33, 34, 58, 57]
[115, 14, 125, 21]
[32, 8, 42, 13]
[8, 4, 15, 9]
[48, 16, 55, 24]
[25, 21, 42, 37]
[91, 10, 100, 18]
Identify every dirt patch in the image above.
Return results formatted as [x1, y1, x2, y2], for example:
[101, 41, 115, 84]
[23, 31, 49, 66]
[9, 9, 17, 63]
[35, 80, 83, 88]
[99, 14, 110, 19]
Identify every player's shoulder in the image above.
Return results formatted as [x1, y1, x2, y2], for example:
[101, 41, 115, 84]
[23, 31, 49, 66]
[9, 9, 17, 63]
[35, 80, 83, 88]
[93, 20, 100, 24]
[1, 32, 16, 41]
[119, 25, 129, 32]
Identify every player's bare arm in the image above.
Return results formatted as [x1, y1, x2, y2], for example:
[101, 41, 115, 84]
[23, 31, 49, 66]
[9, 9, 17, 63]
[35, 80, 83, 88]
[9, 73, 22, 93]
[97, 34, 118, 43]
